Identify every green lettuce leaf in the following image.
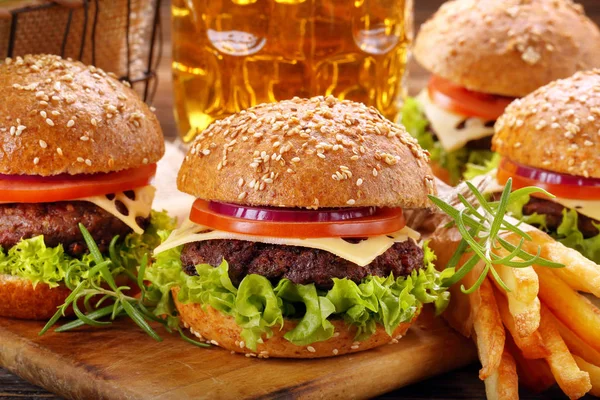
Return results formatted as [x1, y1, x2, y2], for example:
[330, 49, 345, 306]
[0, 210, 175, 289]
[464, 152, 501, 180]
[401, 97, 496, 185]
[146, 240, 452, 350]
[508, 196, 600, 263]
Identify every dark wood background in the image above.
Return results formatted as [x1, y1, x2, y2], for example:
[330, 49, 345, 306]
[2, 0, 600, 399]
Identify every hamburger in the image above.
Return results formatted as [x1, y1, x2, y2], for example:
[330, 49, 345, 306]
[0, 54, 172, 320]
[148, 96, 452, 358]
[491, 70, 600, 264]
[403, 0, 600, 185]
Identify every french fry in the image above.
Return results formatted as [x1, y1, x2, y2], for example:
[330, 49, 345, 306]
[491, 247, 539, 305]
[538, 305, 591, 399]
[472, 278, 506, 380]
[523, 230, 600, 297]
[573, 356, 600, 397]
[506, 296, 541, 339]
[550, 310, 600, 367]
[494, 287, 549, 359]
[535, 266, 600, 352]
[484, 350, 519, 400]
[505, 335, 555, 393]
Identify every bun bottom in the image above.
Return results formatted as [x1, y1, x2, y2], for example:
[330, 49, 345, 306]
[0, 275, 71, 320]
[173, 287, 418, 358]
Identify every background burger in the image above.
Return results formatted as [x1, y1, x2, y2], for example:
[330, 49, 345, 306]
[492, 70, 600, 264]
[148, 96, 452, 358]
[0, 54, 171, 320]
[403, 0, 600, 185]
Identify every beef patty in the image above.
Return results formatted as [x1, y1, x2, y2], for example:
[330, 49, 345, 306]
[0, 202, 143, 256]
[523, 197, 599, 238]
[180, 238, 424, 289]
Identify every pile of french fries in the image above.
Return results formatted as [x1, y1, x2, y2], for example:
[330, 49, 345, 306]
[427, 182, 600, 400]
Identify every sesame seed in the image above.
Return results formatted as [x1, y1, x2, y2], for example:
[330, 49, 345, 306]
[39, 140, 47, 148]
[238, 192, 247, 200]
[33, 157, 39, 165]
[77, 157, 84, 163]
[317, 153, 326, 159]
[57, 148, 63, 156]
[40, 111, 47, 118]
[291, 157, 300, 163]
[584, 140, 594, 147]
[91, 118, 97, 126]
[85, 159, 92, 166]
[142, 158, 149, 164]
[238, 178, 244, 187]
[202, 149, 211, 156]
[45, 118, 54, 126]
[239, 341, 245, 349]
[356, 178, 363, 186]
[80, 136, 89, 141]
[307, 346, 316, 353]
[347, 199, 356, 205]
[351, 345, 359, 350]
[67, 119, 75, 128]
[333, 349, 339, 355]
[373, 168, 378, 177]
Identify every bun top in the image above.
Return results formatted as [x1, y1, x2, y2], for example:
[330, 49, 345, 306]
[0, 54, 164, 176]
[178, 96, 437, 209]
[493, 70, 600, 179]
[414, 0, 600, 97]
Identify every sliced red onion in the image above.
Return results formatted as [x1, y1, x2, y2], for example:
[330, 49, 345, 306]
[208, 202, 378, 222]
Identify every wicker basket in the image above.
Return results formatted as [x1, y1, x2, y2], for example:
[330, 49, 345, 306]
[0, 0, 162, 102]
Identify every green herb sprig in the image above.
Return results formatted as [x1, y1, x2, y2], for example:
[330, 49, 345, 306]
[39, 224, 209, 348]
[429, 178, 564, 294]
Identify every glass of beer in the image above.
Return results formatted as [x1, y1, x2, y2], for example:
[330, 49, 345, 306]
[172, 0, 413, 142]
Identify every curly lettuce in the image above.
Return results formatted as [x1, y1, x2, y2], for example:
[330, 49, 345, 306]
[145, 240, 453, 351]
[0, 210, 175, 289]
[401, 97, 496, 185]
[509, 196, 600, 264]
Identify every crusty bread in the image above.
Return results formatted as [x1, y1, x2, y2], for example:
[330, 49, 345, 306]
[173, 288, 417, 359]
[493, 70, 600, 179]
[178, 96, 436, 209]
[0, 275, 70, 320]
[0, 54, 164, 176]
[414, 0, 600, 97]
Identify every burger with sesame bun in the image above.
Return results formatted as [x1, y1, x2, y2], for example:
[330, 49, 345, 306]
[0, 54, 173, 320]
[147, 96, 452, 358]
[403, 0, 600, 185]
[489, 70, 600, 264]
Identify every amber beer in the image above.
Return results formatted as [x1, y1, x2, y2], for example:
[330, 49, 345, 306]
[172, 0, 412, 142]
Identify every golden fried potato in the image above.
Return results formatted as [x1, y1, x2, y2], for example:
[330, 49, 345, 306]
[484, 350, 519, 400]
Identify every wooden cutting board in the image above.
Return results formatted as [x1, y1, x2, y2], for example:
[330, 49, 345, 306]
[0, 305, 477, 399]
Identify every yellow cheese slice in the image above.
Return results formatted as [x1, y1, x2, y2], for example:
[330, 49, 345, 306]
[83, 186, 156, 234]
[154, 218, 421, 267]
[417, 89, 495, 152]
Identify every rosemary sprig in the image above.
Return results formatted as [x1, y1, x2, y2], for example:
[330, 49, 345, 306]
[429, 178, 564, 294]
[39, 224, 210, 348]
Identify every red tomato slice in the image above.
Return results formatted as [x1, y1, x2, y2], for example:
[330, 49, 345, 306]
[189, 199, 406, 238]
[428, 75, 515, 121]
[497, 158, 600, 200]
[0, 164, 157, 203]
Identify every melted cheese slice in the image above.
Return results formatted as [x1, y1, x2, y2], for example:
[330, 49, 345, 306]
[154, 218, 421, 267]
[84, 186, 156, 234]
[417, 90, 495, 152]
[484, 173, 600, 221]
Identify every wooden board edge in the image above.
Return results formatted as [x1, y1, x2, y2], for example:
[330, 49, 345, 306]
[0, 326, 134, 400]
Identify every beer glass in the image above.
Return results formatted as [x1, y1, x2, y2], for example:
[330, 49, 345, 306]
[172, 0, 413, 142]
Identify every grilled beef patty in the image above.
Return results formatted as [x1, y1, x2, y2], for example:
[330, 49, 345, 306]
[0, 201, 144, 256]
[180, 238, 424, 289]
[523, 197, 599, 238]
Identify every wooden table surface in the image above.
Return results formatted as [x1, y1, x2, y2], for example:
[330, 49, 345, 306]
[3, 1, 600, 399]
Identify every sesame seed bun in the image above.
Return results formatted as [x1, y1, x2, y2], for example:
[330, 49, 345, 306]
[414, 0, 600, 97]
[0, 275, 71, 320]
[173, 288, 417, 359]
[178, 96, 436, 209]
[493, 70, 600, 178]
[0, 54, 164, 176]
